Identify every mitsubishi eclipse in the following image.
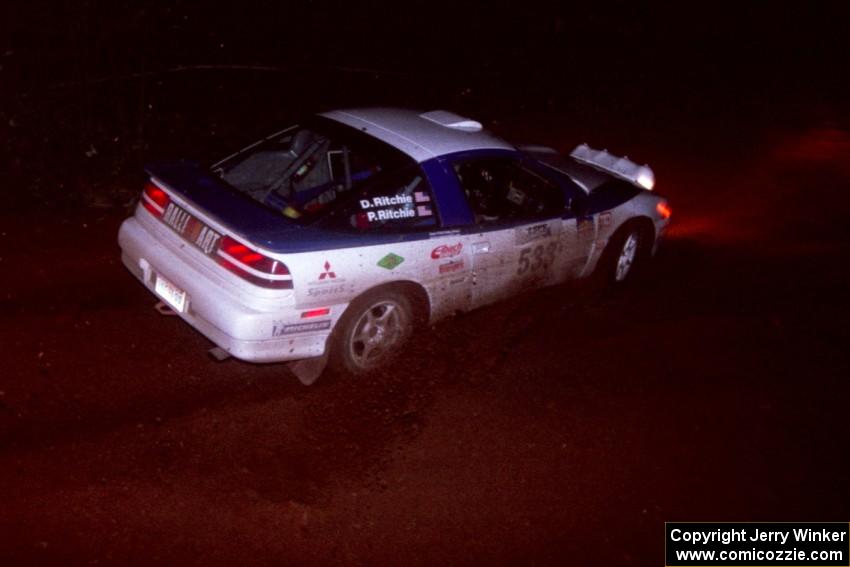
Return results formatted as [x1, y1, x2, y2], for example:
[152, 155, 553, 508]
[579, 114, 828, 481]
[118, 108, 671, 383]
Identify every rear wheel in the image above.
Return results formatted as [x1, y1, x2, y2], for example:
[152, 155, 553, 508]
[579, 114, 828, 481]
[329, 289, 414, 375]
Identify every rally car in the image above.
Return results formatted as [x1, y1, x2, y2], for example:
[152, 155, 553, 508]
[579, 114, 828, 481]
[118, 108, 671, 383]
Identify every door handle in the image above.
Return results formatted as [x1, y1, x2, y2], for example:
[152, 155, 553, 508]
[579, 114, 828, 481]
[472, 241, 490, 255]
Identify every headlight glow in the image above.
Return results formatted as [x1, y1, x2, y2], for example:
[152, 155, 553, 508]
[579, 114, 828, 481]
[637, 172, 655, 190]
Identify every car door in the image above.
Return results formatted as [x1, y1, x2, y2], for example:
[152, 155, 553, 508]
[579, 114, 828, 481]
[449, 156, 578, 310]
[513, 148, 605, 280]
[312, 163, 476, 317]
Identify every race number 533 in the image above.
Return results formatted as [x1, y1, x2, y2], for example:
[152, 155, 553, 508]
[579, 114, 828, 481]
[517, 242, 557, 275]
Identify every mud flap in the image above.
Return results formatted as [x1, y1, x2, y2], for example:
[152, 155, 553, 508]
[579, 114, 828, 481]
[208, 347, 231, 361]
[287, 352, 329, 386]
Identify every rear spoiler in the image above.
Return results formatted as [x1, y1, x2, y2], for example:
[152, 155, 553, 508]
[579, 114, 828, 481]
[570, 144, 655, 190]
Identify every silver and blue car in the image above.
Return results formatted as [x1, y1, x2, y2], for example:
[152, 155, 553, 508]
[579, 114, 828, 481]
[118, 108, 671, 383]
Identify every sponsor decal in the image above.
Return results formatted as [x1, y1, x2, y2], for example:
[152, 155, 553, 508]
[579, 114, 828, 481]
[377, 253, 404, 270]
[162, 202, 192, 233]
[318, 261, 337, 280]
[431, 242, 463, 260]
[439, 259, 464, 274]
[599, 212, 613, 228]
[272, 320, 332, 337]
[307, 284, 351, 298]
[161, 202, 222, 256]
[193, 225, 222, 255]
[309, 261, 351, 296]
[515, 222, 552, 245]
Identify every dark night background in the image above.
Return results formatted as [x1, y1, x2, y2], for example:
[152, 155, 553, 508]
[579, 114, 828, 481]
[1, 2, 849, 565]
[3, 2, 847, 210]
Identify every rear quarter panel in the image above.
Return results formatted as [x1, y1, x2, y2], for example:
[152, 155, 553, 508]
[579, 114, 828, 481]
[283, 234, 473, 325]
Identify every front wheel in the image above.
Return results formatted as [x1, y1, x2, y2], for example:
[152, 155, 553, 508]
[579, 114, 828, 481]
[329, 289, 414, 375]
[597, 224, 650, 285]
[614, 231, 640, 282]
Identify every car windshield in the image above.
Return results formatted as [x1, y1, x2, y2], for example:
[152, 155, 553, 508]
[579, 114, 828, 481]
[211, 116, 412, 223]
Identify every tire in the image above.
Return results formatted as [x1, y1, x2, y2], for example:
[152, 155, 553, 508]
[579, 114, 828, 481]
[328, 288, 415, 375]
[598, 223, 649, 285]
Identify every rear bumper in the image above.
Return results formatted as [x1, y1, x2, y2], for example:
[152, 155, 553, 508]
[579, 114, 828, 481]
[118, 215, 333, 363]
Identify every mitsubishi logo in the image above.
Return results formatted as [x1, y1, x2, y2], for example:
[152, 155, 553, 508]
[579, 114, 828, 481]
[318, 261, 337, 280]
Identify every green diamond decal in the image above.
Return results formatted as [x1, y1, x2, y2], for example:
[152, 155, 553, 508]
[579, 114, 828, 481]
[377, 253, 404, 270]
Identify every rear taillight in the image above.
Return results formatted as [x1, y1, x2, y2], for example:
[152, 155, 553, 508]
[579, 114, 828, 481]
[141, 181, 170, 217]
[656, 200, 672, 220]
[216, 236, 292, 289]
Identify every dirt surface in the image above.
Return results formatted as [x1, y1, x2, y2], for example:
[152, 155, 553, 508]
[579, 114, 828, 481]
[1, 124, 848, 565]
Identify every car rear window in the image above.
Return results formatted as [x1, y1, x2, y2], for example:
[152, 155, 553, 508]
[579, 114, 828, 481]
[212, 116, 413, 224]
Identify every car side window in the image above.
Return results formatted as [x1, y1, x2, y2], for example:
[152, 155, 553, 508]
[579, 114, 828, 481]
[453, 158, 564, 224]
[321, 166, 437, 231]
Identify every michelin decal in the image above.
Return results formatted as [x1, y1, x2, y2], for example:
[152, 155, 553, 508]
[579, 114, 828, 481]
[272, 320, 332, 337]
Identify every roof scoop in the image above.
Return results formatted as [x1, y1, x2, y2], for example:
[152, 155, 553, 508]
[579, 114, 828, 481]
[419, 110, 483, 132]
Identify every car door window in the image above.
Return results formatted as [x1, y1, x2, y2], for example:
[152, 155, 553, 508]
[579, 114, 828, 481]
[453, 158, 564, 224]
[320, 166, 437, 231]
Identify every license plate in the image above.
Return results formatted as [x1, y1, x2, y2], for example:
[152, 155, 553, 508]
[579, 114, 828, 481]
[154, 274, 187, 313]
